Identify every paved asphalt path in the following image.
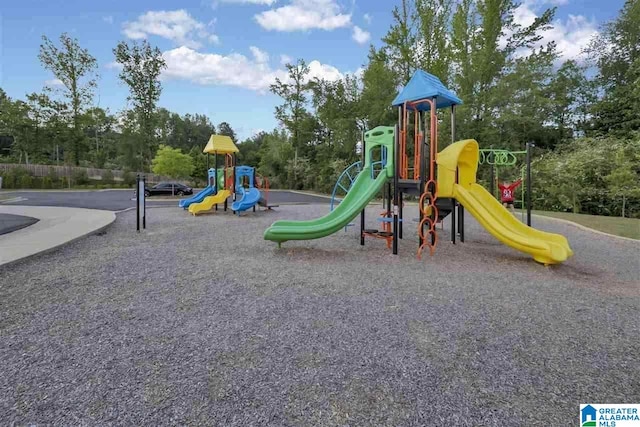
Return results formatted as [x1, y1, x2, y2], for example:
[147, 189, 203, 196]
[0, 213, 39, 235]
[0, 189, 330, 211]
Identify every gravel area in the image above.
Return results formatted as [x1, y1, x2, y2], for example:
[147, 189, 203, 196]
[1, 204, 638, 426]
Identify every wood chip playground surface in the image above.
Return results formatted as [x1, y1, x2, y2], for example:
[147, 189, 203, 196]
[1, 204, 638, 425]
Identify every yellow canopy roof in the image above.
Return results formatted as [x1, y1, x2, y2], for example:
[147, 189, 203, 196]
[203, 134, 239, 155]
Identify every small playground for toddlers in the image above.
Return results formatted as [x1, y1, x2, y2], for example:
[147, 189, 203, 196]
[180, 134, 274, 216]
[264, 70, 574, 266]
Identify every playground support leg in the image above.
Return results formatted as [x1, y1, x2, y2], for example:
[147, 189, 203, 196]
[526, 142, 533, 226]
[393, 123, 399, 255]
[136, 175, 140, 232]
[458, 203, 465, 242]
[386, 182, 392, 219]
[489, 149, 495, 197]
[399, 191, 403, 239]
[224, 199, 227, 212]
[360, 209, 365, 246]
[451, 198, 456, 244]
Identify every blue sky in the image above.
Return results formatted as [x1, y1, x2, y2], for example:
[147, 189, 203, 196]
[0, 0, 625, 140]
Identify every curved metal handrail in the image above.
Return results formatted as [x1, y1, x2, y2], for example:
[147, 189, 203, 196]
[330, 161, 363, 211]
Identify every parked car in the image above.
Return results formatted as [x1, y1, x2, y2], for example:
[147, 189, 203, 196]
[135, 182, 193, 197]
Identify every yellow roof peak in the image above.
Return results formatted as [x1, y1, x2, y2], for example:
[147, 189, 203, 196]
[203, 134, 239, 154]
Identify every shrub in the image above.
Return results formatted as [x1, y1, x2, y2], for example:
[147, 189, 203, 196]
[1, 167, 32, 188]
[47, 168, 59, 188]
[42, 176, 53, 189]
[122, 171, 136, 187]
[19, 174, 32, 188]
[102, 169, 114, 185]
[72, 169, 89, 185]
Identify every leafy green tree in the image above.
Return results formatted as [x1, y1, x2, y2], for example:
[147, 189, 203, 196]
[114, 40, 167, 170]
[151, 145, 194, 179]
[415, 0, 453, 84]
[39, 33, 97, 165]
[84, 106, 117, 168]
[546, 60, 592, 142]
[217, 122, 237, 143]
[311, 75, 363, 161]
[588, 0, 640, 137]
[359, 47, 397, 129]
[382, 0, 418, 84]
[257, 129, 294, 188]
[270, 59, 313, 154]
[188, 145, 208, 186]
[237, 132, 265, 167]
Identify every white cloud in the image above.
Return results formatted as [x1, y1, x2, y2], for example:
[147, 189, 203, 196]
[250, 46, 269, 63]
[506, 1, 598, 63]
[105, 61, 123, 70]
[280, 54, 293, 65]
[352, 25, 370, 44]
[162, 46, 286, 92]
[363, 13, 371, 24]
[161, 46, 346, 92]
[306, 60, 343, 82]
[122, 10, 218, 49]
[45, 78, 64, 87]
[217, 0, 276, 4]
[255, 0, 351, 31]
[103, 16, 114, 24]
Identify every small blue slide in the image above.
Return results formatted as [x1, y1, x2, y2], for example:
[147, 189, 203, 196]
[179, 167, 224, 209]
[232, 187, 261, 212]
[178, 185, 216, 209]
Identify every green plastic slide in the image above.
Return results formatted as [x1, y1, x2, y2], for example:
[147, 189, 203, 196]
[263, 165, 389, 242]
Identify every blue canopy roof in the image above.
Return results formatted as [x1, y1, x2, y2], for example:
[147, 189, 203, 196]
[391, 70, 462, 110]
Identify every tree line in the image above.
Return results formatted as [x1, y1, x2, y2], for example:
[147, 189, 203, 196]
[1, 0, 638, 216]
[243, 0, 640, 217]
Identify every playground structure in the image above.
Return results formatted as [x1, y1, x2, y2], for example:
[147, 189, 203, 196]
[478, 147, 532, 224]
[183, 134, 273, 215]
[178, 167, 225, 209]
[264, 70, 573, 265]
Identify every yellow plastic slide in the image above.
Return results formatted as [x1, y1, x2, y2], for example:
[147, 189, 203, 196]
[188, 190, 231, 215]
[437, 139, 573, 265]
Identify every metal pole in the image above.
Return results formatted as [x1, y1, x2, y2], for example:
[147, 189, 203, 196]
[215, 152, 218, 211]
[136, 174, 140, 232]
[360, 130, 366, 246]
[393, 124, 399, 255]
[142, 176, 146, 229]
[451, 105, 455, 144]
[489, 148, 495, 197]
[451, 197, 456, 244]
[459, 202, 464, 242]
[398, 191, 403, 239]
[526, 142, 533, 226]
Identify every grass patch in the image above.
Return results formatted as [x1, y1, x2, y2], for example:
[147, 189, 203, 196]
[526, 210, 640, 240]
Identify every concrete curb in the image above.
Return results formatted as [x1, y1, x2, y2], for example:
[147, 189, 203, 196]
[531, 213, 639, 243]
[0, 207, 117, 268]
